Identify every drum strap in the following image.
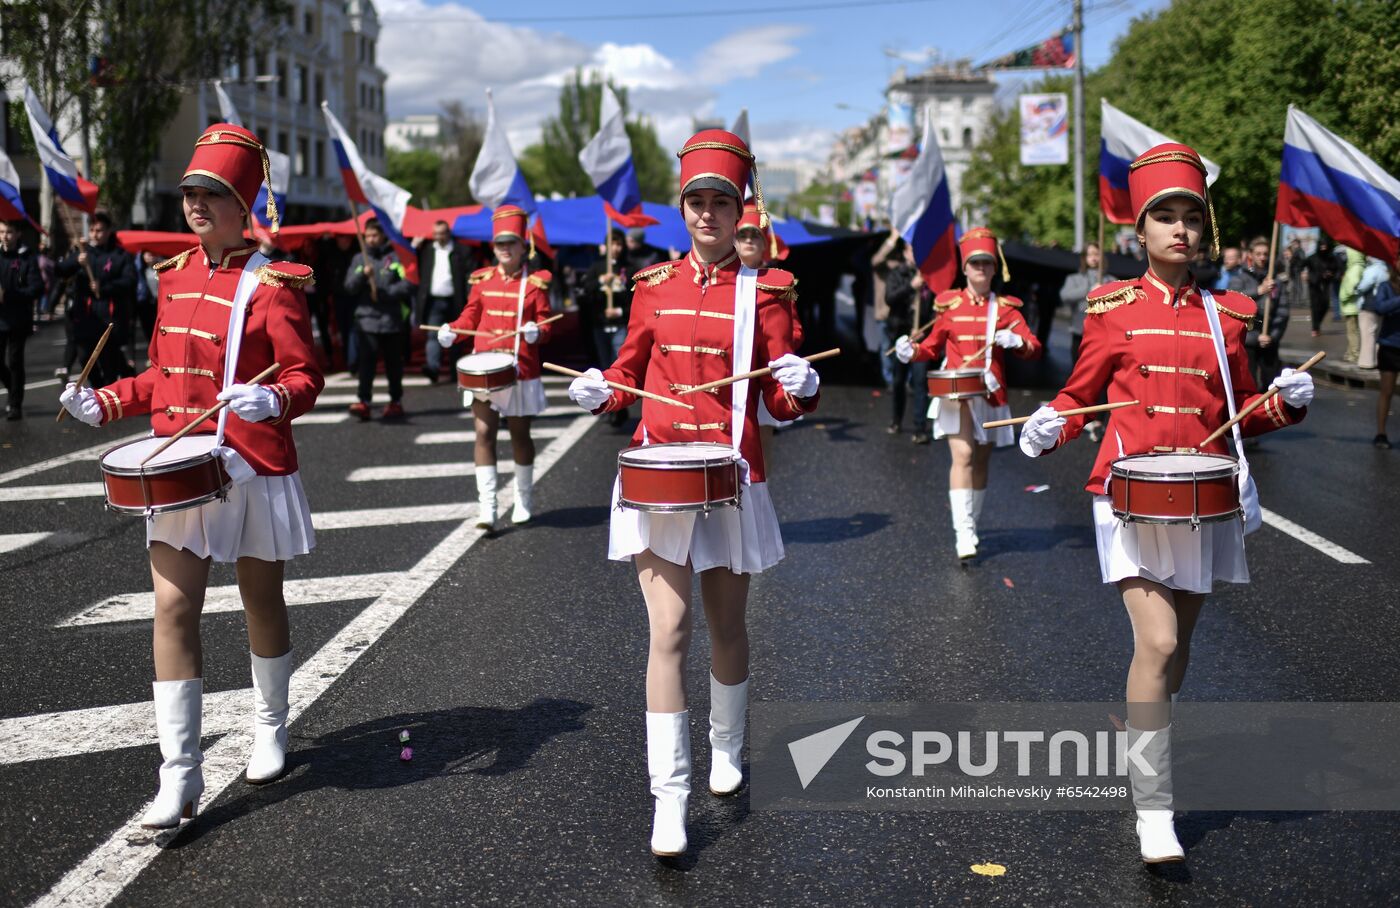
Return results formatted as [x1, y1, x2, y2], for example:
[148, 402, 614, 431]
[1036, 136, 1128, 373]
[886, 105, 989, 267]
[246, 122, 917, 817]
[982, 295, 1001, 394]
[215, 251, 269, 446]
[730, 265, 758, 455]
[1201, 289, 1262, 534]
[512, 263, 528, 371]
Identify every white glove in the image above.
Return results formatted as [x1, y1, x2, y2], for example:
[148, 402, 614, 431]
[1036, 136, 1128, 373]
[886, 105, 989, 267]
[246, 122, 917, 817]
[568, 368, 612, 412]
[1270, 368, 1314, 408]
[1018, 405, 1065, 457]
[59, 382, 103, 426]
[994, 329, 1023, 350]
[217, 383, 281, 423]
[768, 353, 820, 398]
[737, 456, 751, 487]
[894, 335, 915, 363]
[520, 321, 540, 344]
[437, 325, 458, 348]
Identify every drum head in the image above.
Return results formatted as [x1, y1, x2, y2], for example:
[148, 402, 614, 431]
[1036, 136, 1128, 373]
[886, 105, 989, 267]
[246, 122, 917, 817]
[929, 368, 984, 379]
[457, 352, 516, 374]
[619, 442, 737, 466]
[102, 435, 220, 471]
[1113, 452, 1238, 478]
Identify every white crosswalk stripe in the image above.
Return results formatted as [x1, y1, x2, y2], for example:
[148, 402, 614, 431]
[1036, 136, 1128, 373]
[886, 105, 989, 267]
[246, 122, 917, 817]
[414, 426, 570, 445]
[0, 482, 105, 502]
[0, 531, 52, 554]
[346, 461, 514, 482]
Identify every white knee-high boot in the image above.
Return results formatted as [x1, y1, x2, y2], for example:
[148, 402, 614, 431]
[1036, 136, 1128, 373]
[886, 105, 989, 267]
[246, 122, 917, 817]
[474, 466, 498, 529]
[708, 675, 747, 796]
[948, 489, 977, 559]
[246, 650, 293, 784]
[511, 463, 534, 525]
[1126, 723, 1185, 863]
[141, 679, 205, 828]
[969, 488, 986, 547]
[646, 711, 690, 857]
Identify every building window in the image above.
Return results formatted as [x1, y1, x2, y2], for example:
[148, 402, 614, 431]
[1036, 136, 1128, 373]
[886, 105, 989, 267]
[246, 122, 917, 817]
[255, 52, 268, 91]
[359, 84, 366, 109]
[962, 127, 973, 148]
[314, 73, 324, 105]
[369, 41, 375, 65]
[296, 137, 309, 177]
[304, 10, 315, 34]
[315, 139, 325, 178]
[276, 59, 288, 98]
[295, 65, 308, 104]
[278, 131, 289, 154]
[941, 128, 949, 144]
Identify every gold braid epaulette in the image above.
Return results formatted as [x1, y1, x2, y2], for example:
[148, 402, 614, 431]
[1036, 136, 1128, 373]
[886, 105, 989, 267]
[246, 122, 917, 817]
[468, 268, 493, 285]
[934, 292, 962, 312]
[1214, 298, 1255, 325]
[154, 247, 196, 273]
[633, 262, 676, 287]
[1085, 284, 1140, 316]
[527, 274, 551, 291]
[757, 279, 798, 302]
[255, 264, 314, 289]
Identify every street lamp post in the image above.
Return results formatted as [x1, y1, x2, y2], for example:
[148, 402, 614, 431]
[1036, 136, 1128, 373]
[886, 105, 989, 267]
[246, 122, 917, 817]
[836, 102, 887, 226]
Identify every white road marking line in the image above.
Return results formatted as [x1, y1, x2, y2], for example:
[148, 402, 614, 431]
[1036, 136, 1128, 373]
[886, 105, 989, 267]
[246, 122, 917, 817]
[345, 461, 514, 482]
[0, 432, 147, 485]
[1261, 508, 1371, 565]
[0, 376, 61, 399]
[313, 393, 376, 407]
[57, 572, 401, 629]
[0, 531, 52, 554]
[0, 689, 247, 766]
[457, 404, 576, 419]
[321, 374, 432, 388]
[413, 426, 569, 445]
[292, 411, 351, 425]
[312, 502, 475, 530]
[34, 412, 597, 907]
[0, 482, 104, 502]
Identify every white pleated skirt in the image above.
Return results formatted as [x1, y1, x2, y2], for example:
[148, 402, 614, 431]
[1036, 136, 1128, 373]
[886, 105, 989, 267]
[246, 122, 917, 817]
[928, 396, 1014, 447]
[608, 478, 785, 575]
[1092, 494, 1248, 594]
[147, 472, 315, 564]
[467, 377, 548, 417]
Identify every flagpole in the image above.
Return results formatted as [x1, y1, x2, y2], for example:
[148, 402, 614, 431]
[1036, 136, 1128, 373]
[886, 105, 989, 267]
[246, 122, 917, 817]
[1263, 218, 1279, 339]
[1072, 0, 1085, 251]
[1097, 207, 1105, 259]
[604, 210, 615, 316]
[344, 196, 379, 303]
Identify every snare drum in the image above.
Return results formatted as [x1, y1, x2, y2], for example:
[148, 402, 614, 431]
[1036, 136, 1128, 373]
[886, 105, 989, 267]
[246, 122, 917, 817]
[617, 442, 741, 513]
[926, 368, 987, 400]
[1109, 453, 1240, 526]
[456, 351, 517, 392]
[100, 435, 231, 516]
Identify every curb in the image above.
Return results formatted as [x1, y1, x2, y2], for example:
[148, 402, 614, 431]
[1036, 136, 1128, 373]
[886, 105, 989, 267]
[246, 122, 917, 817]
[1280, 347, 1380, 390]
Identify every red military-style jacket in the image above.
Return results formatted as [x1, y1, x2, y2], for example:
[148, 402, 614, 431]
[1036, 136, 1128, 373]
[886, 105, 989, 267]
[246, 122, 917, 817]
[93, 244, 324, 476]
[1043, 270, 1306, 493]
[909, 289, 1042, 407]
[595, 250, 818, 483]
[446, 264, 554, 380]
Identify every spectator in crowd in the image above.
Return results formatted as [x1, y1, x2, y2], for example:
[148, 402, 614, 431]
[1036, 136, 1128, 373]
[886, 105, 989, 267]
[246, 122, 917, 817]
[1339, 245, 1367, 362]
[1229, 235, 1285, 389]
[416, 220, 467, 384]
[882, 239, 933, 443]
[54, 211, 137, 385]
[1355, 255, 1389, 371]
[36, 241, 55, 320]
[1306, 237, 1339, 335]
[0, 220, 44, 419]
[1278, 238, 1308, 335]
[1371, 258, 1400, 449]
[320, 234, 358, 371]
[624, 227, 664, 272]
[343, 219, 411, 419]
[1061, 241, 1117, 366]
[1214, 244, 1244, 291]
[134, 250, 161, 352]
[871, 232, 901, 385]
[579, 229, 631, 368]
[1189, 245, 1219, 289]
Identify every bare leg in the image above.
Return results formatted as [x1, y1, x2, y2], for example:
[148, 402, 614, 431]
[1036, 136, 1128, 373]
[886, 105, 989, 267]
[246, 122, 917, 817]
[636, 550, 694, 713]
[946, 433, 974, 489]
[1120, 578, 1190, 730]
[506, 416, 535, 466]
[1378, 370, 1396, 436]
[971, 440, 993, 490]
[150, 542, 212, 681]
[472, 398, 500, 467]
[700, 568, 751, 685]
[236, 557, 290, 658]
[1166, 592, 1205, 697]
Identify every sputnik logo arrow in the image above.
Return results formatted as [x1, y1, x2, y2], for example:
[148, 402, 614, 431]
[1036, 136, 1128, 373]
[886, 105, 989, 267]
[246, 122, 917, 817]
[787, 716, 865, 789]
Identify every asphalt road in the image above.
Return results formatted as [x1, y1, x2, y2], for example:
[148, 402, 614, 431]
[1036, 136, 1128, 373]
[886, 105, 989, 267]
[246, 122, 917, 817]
[1, 319, 1397, 906]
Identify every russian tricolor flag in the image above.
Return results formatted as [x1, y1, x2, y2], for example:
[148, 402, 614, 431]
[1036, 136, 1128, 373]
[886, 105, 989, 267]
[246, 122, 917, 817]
[322, 102, 417, 280]
[1099, 99, 1219, 224]
[1277, 105, 1400, 263]
[0, 146, 33, 225]
[214, 81, 287, 231]
[890, 108, 957, 291]
[578, 86, 658, 228]
[469, 90, 536, 215]
[22, 87, 99, 215]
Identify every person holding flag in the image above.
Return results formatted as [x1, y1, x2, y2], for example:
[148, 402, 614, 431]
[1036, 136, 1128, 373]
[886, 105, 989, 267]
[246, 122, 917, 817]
[894, 228, 1041, 560]
[59, 123, 324, 827]
[566, 129, 820, 858]
[1018, 143, 1313, 864]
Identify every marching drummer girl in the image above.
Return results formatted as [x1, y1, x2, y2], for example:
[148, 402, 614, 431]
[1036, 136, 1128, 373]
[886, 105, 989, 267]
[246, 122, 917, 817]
[894, 228, 1041, 560]
[59, 124, 323, 826]
[1018, 144, 1313, 863]
[566, 130, 820, 857]
[735, 202, 802, 466]
[436, 205, 553, 528]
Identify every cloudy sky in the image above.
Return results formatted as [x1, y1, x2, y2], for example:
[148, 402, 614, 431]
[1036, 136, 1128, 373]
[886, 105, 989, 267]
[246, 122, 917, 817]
[376, 0, 1168, 163]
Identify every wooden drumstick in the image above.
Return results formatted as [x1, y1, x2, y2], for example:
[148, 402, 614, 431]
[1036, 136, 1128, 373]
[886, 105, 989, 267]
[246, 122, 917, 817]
[676, 348, 842, 397]
[541, 362, 695, 410]
[1199, 350, 1325, 447]
[983, 399, 1140, 429]
[140, 362, 281, 465]
[420, 324, 490, 337]
[881, 316, 930, 358]
[499, 312, 564, 341]
[56, 323, 115, 423]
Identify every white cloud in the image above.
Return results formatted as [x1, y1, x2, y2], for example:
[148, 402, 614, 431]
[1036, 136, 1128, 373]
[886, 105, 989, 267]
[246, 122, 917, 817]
[752, 122, 839, 165]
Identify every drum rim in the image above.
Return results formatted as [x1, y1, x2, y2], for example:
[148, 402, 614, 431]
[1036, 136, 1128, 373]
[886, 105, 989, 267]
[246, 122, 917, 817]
[928, 368, 985, 378]
[1110, 451, 1239, 482]
[618, 495, 741, 513]
[456, 353, 517, 375]
[1108, 507, 1241, 525]
[618, 441, 740, 469]
[100, 437, 220, 476]
[105, 486, 228, 516]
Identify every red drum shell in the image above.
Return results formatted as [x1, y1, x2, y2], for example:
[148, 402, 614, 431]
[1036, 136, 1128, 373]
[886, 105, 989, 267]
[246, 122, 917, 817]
[100, 439, 231, 516]
[617, 444, 740, 513]
[456, 353, 517, 392]
[926, 369, 987, 400]
[1108, 453, 1240, 524]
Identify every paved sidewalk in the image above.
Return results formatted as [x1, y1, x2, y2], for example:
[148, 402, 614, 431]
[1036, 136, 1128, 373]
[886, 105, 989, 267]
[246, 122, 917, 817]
[1280, 308, 1381, 389]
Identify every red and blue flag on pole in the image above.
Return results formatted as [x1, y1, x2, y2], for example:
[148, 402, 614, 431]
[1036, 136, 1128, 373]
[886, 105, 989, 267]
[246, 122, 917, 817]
[578, 86, 658, 228]
[22, 87, 99, 215]
[1099, 99, 1219, 225]
[322, 102, 417, 279]
[890, 108, 957, 291]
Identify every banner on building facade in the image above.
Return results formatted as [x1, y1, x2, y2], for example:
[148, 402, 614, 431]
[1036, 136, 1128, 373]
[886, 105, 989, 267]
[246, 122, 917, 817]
[1019, 93, 1069, 166]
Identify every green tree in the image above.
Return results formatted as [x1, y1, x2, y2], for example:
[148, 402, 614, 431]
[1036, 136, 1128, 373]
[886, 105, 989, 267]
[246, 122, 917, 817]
[433, 100, 485, 206]
[518, 69, 672, 202]
[388, 148, 444, 207]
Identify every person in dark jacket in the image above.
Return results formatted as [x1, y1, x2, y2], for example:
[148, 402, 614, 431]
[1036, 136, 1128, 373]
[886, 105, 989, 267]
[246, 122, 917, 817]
[0, 221, 45, 419]
[1229, 235, 1286, 389]
[54, 211, 137, 385]
[1306, 238, 1339, 335]
[416, 220, 467, 384]
[1370, 260, 1400, 448]
[343, 219, 412, 419]
[882, 239, 934, 442]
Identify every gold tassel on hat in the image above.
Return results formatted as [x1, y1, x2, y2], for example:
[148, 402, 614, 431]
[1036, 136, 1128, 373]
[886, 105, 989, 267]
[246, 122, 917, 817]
[1206, 192, 1220, 261]
[996, 237, 1011, 283]
[260, 146, 280, 233]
